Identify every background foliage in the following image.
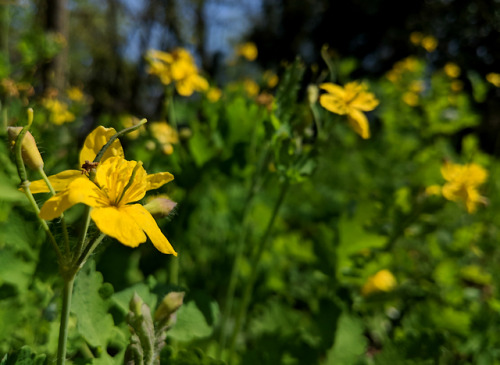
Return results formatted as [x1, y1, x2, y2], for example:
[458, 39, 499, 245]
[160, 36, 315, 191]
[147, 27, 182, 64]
[1, 1, 500, 364]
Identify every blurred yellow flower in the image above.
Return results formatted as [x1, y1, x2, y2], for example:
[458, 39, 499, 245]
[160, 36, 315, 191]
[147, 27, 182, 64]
[243, 78, 260, 97]
[42, 99, 75, 125]
[425, 185, 442, 196]
[361, 270, 397, 296]
[120, 114, 144, 139]
[235, 42, 258, 61]
[39, 156, 177, 255]
[409, 80, 424, 93]
[263, 70, 279, 88]
[441, 161, 488, 213]
[402, 92, 419, 106]
[409, 31, 423, 46]
[145, 48, 209, 96]
[206, 87, 222, 102]
[451, 80, 463, 92]
[150, 121, 179, 155]
[486, 73, 500, 87]
[319, 81, 379, 139]
[421, 35, 438, 52]
[66, 86, 84, 102]
[444, 63, 461, 78]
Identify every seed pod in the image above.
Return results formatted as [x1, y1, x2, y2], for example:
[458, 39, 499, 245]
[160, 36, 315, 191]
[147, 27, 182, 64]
[7, 126, 44, 170]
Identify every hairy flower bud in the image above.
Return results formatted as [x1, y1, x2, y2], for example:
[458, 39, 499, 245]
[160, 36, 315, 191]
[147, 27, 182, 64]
[154, 291, 185, 323]
[307, 84, 319, 104]
[7, 126, 44, 170]
[144, 195, 177, 218]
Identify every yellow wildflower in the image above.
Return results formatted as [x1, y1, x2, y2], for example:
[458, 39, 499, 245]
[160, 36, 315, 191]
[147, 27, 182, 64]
[145, 48, 209, 96]
[361, 270, 397, 296]
[235, 42, 258, 61]
[409, 80, 425, 93]
[425, 185, 442, 196]
[42, 99, 75, 125]
[421, 35, 438, 52]
[150, 121, 179, 155]
[410, 31, 423, 46]
[444, 63, 461, 78]
[29, 126, 124, 194]
[120, 115, 144, 139]
[206, 87, 222, 102]
[319, 81, 379, 139]
[243, 78, 260, 97]
[67, 86, 84, 102]
[441, 161, 488, 213]
[402, 92, 419, 106]
[451, 80, 463, 92]
[39, 156, 176, 255]
[486, 73, 500, 87]
[263, 70, 279, 88]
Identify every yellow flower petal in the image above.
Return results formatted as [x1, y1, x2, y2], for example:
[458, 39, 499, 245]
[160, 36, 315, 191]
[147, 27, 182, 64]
[29, 170, 81, 193]
[39, 190, 73, 221]
[125, 204, 177, 255]
[319, 83, 345, 97]
[79, 126, 124, 167]
[147, 172, 174, 191]
[319, 94, 349, 115]
[347, 110, 370, 139]
[350, 91, 379, 111]
[91, 206, 147, 248]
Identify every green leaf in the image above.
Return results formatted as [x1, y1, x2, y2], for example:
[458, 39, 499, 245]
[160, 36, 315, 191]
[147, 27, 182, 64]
[325, 313, 367, 365]
[72, 262, 116, 348]
[167, 298, 220, 342]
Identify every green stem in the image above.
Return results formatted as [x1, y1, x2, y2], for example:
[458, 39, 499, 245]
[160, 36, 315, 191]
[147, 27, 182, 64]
[56, 275, 75, 365]
[22, 182, 63, 263]
[38, 167, 70, 256]
[217, 147, 271, 358]
[166, 87, 177, 129]
[169, 255, 179, 285]
[74, 233, 106, 270]
[73, 206, 91, 261]
[226, 179, 290, 362]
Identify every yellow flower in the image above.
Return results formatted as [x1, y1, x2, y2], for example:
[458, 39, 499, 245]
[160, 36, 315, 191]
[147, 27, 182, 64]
[444, 63, 461, 78]
[29, 126, 124, 194]
[409, 31, 423, 46]
[421, 35, 438, 52]
[263, 71, 279, 88]
[361, 270, 397, 296]
[319, 81, 379, 139]
[409, 80, 424, 93]
[206, 87, 222, 102]
[67, 86, 84, 102]
[145, 48, 208, 96]
[451, 80, 463, 92]
[39, 156, 176, 255]
[441, 161, 488, 213]
[235, 42, 258, 61]
[486, 73, 500, 87]
[243, 78, 260, 97]
[42, 99, 75, 125]
[150, 121, 179, 155]
[120, 115, 144, 139]
[402, 92, 419, 106]
[425, 185, 442, 196]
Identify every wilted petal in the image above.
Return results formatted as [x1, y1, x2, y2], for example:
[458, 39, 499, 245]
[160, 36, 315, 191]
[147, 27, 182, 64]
[91, 206, 146, 247]
[125, 204, 177, 255]
[79, 126, 124, 166]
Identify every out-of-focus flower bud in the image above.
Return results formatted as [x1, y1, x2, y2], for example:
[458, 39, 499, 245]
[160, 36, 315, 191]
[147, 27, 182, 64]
[361, 269, 397, 296]
[154, 291, 185, 323]
[144, 195, 177, 218]
[307, 84, 319, 105]
[7, 126, 44, 170]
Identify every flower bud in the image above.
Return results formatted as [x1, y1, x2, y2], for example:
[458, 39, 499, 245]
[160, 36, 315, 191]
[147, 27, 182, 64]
[7, 126, 44, 170]
[307, 84, 319, 105]
[154, 291, 185, 323]
[144, 195, 177, 218]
